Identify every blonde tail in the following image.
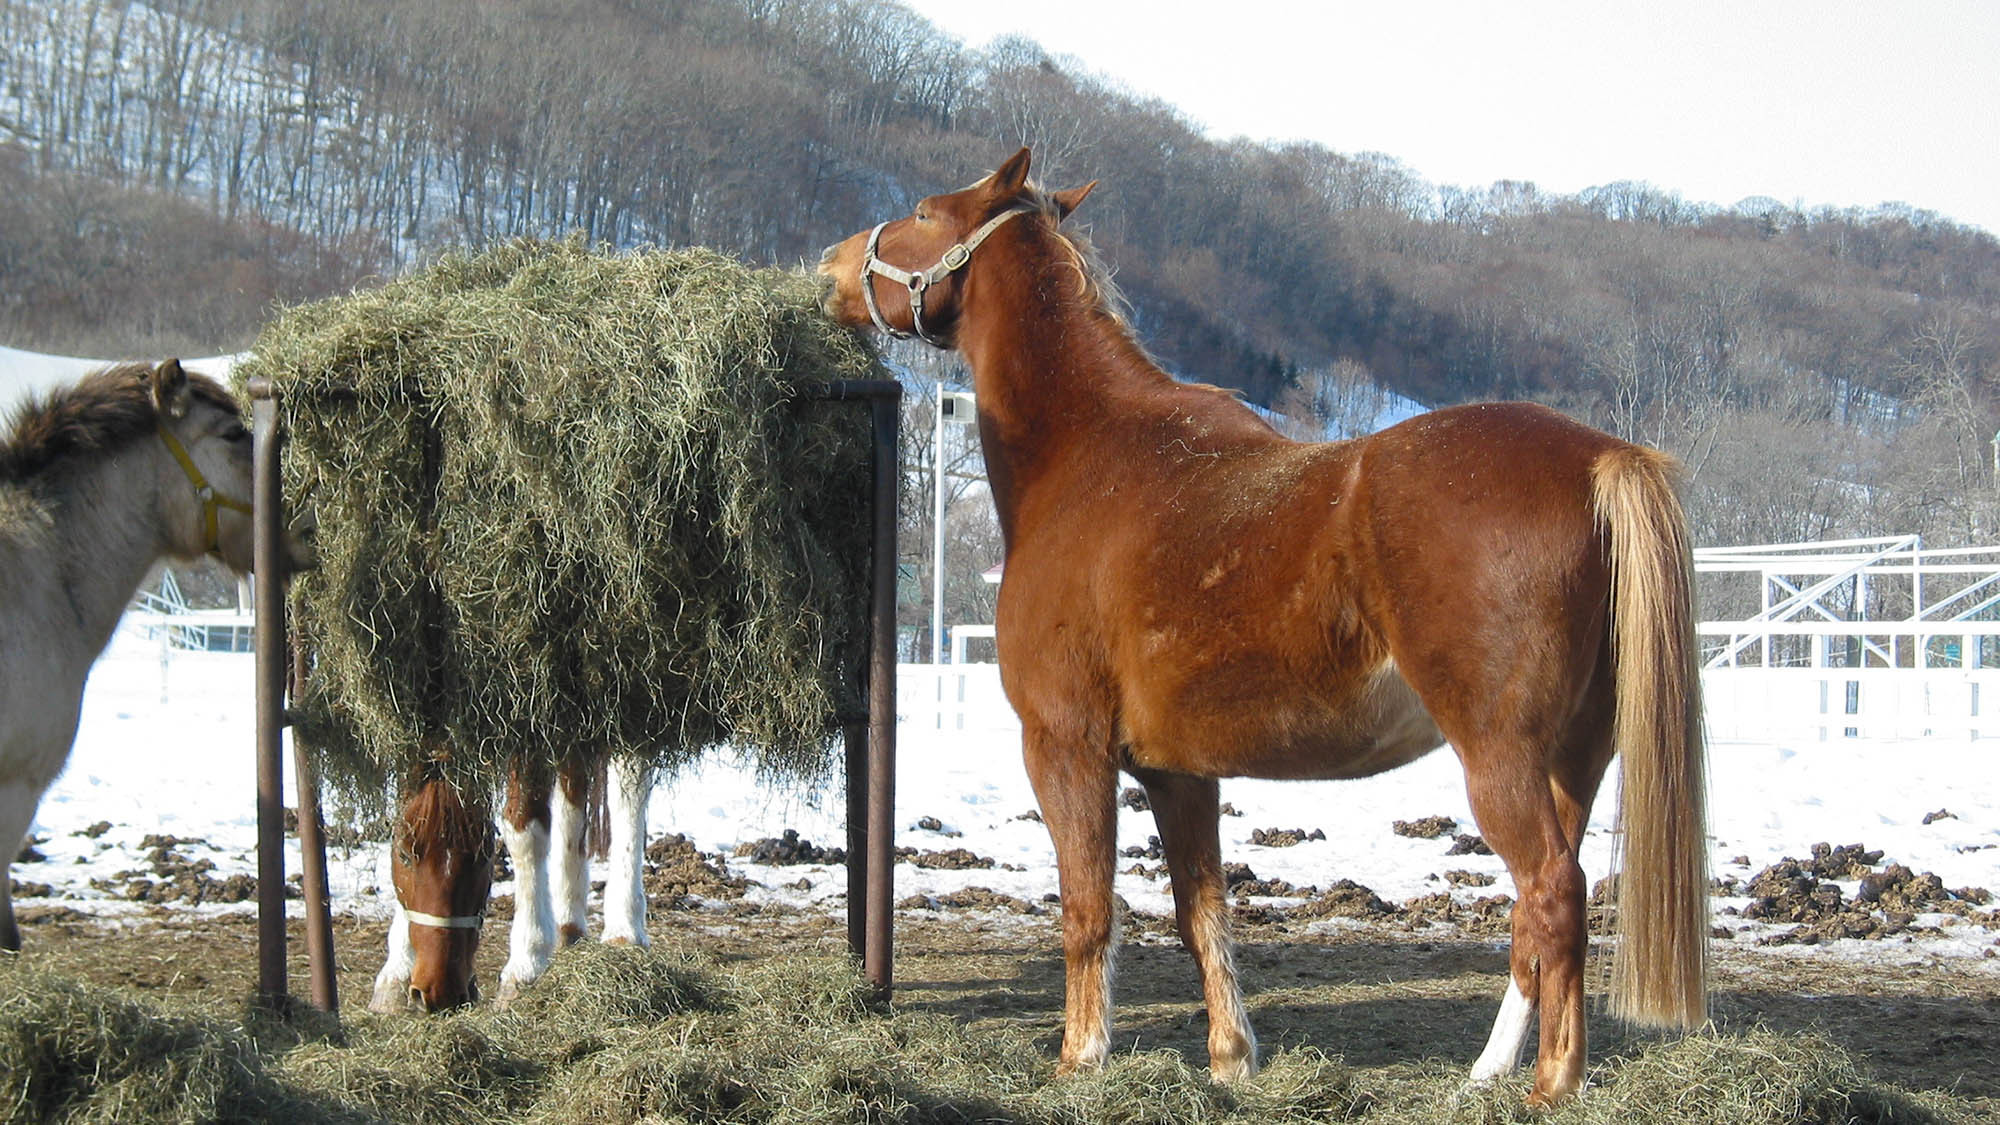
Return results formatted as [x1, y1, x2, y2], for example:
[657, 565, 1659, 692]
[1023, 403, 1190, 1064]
[1593, 445, 1709, 1029]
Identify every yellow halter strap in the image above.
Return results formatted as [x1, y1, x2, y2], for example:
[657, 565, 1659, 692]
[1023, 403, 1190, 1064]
[157, 426, 253, 555]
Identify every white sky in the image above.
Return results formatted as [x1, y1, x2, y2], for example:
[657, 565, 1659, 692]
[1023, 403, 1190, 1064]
[901, 0, 2000, 235]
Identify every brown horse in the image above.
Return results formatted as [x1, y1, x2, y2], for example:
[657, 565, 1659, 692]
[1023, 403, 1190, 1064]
[819, 149, 1708, 1105]
[371, 754, 653, 1012]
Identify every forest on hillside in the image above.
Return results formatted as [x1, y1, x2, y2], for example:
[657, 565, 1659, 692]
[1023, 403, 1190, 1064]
[4, 0, 2000, 604]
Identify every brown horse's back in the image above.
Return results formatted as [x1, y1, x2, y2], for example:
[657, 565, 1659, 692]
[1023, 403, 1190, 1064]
[1345, 402, 1625, 757]
[997, 397, 1626, 783]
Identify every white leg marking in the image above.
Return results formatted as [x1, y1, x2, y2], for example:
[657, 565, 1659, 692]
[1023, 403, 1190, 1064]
[498, 818, 554, 1002]
[549, 783, 589, 941]
[369, 906, 417, 1013]
[599, 758, 651, 947]
[1467, 978, 1535, 1084]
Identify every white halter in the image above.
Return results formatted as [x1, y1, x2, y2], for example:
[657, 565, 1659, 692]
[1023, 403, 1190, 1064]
[859, 204, 1036, 348]
[403, 908, 485, 930]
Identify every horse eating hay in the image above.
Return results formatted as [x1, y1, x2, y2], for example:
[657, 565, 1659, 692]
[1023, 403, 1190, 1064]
[818, 149, 1708, 1106]
[237, 238, 882, 1009]
[1, 360, 303, 951]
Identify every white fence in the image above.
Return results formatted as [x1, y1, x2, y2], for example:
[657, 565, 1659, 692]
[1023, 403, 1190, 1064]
[909, 535, 2000, 744]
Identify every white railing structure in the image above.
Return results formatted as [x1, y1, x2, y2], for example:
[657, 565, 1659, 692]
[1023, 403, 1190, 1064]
[1696, 536, 2000, 742]
[908, 535, 2000, 745]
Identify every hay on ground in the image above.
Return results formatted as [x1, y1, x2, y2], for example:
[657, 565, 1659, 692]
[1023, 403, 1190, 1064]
[234, 236, 882, 806]
[1, 947, 1977, 1124]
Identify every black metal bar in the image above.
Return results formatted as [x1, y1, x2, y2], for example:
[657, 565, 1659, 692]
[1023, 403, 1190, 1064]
[811, 379, 902, 979]
[292, 634, 338, 1013]
[864, 389, 900, 995]
[248, 378, 288, 1004]
[843, 722, 867, 960]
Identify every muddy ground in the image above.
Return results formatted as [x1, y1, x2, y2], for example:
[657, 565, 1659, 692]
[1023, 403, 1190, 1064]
[12, 896, 1998, 1117]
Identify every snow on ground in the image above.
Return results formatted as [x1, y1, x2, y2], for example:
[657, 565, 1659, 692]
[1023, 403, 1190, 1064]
[17, 623, 2000, 969]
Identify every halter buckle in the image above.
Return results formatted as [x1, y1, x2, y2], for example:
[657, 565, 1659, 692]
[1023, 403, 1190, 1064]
[940, 244, 970, 271]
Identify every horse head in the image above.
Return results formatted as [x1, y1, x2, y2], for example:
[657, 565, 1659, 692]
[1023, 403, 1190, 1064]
[818, 148, 1095, 348]
[147, 358, 315, 575]
[388, 772, 496, 1011]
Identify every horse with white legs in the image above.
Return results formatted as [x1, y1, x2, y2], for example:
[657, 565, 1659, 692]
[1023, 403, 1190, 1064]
[370, 753, 654, 1012]
[1, 360, 302, 951]
[818, 149, 1709, 1107]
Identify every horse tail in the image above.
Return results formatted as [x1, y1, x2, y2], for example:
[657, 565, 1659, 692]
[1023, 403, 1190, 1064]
[1592, 444, 1709, 1030]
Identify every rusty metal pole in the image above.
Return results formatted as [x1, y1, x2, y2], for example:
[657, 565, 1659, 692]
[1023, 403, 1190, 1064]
[811, 380, 901, 993]
[843, 722, 867, 960]
[292, 634, 339, 1013]
[248, 378, 288, 1004]
[863, 389, 900, 995]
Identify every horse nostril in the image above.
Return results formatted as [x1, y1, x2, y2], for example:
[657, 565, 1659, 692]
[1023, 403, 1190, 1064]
[818, 244, 838, 269]
[409, 985, 428, 1011]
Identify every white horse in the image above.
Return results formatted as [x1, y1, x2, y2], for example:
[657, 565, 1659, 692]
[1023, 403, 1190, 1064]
[0, 359, 273, 951]
[370, 756, 655, 1011]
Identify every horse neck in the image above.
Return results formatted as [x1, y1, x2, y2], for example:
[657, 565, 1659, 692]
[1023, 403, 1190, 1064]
[957, 250, 1166, 530]
[6, 449, 178, 660]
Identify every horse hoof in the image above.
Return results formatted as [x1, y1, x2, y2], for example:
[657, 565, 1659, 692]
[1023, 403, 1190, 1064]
[368, 983, 414, 1014]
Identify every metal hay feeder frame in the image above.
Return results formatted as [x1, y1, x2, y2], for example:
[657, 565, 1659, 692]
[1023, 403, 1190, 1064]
[246, 376, 904, 1012]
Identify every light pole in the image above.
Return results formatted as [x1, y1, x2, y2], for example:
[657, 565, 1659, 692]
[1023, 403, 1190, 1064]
[933, 389, 977, 663]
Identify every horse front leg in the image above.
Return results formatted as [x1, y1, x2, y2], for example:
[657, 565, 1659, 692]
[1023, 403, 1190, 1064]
[1132, 767, 1257, 1081]
[368, 907, 416, 1012]
[1022, 722, 1119, 1074]
[0, 776, 36, 951]
[498, 765, 556, 1003]
[599, 756, 652, 947]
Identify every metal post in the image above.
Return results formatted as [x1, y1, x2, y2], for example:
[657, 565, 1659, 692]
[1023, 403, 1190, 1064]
[809, 380, 901, 995]
[844, 722, 868, 960]
[866, 390, 900, 995]
[932, 390, 945, 665]
[248, 378, 288, 1004]
[293, 635, 339, 1013]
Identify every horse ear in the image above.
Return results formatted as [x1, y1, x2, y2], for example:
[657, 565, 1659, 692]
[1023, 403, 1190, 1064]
[987, 147, 1032, 200]
[1052, 181, 1098, 221]
[150, 358, 191, 420]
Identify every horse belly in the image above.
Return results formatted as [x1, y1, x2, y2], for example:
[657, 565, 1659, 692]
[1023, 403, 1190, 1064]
[1127, 658, 1445, 781]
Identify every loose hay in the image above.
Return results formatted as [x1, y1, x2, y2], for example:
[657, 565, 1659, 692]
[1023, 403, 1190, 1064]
[2, 946, 1980, 1124]
[234, 236, 882, 806]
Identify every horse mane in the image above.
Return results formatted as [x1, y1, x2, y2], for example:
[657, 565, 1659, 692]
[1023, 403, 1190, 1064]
[0, 362, 238, 483]
[1019, 183, 1134, 333]
[1018, 183, 1271, 427]
[394, 775, 495, 861]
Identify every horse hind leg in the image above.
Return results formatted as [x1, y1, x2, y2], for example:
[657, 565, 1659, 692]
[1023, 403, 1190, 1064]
[1022, 722, 1120, 1074]
[550, 761, 592, 948]
[498, 766, 557, 1003]
[599, 756, 652, 947]
[1132, 767, 1257, 1081]
[1460, 747, 1591, 1105]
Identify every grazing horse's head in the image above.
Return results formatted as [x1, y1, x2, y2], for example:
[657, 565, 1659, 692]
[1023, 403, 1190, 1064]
[389, 773, 496, 1011]
[818, 147, 1095, 347]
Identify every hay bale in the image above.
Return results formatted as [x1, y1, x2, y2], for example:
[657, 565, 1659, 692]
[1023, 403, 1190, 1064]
[235, 236, 882, 804]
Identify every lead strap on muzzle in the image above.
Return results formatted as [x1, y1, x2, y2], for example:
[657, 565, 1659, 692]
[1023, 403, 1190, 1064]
[860, 204, 1036, 348]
